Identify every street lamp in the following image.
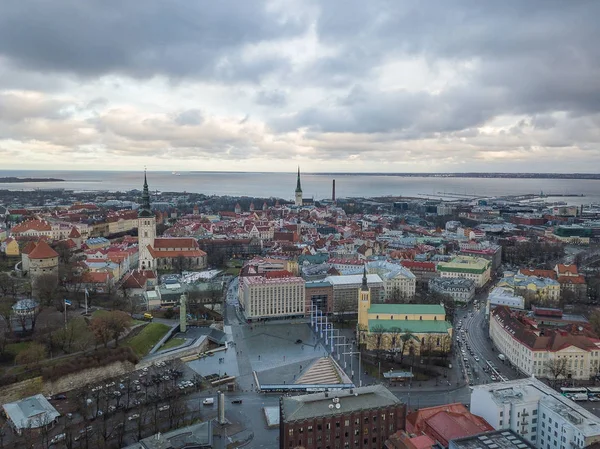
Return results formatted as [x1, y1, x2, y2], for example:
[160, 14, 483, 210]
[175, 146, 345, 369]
[343, 350, 362, 387]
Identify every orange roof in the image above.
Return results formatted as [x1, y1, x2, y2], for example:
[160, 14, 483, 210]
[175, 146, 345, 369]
[28, 240, 58, 259]
[520, 268, 557, 280]
[556, 264, 578, 275]
[406, 403, 493, 447]
[153, 237, 199, 249]
[82, 271, 113, 283]
[558, 275, 586, 285]
[69, 227, 81, 238]
[11, 219, 51, 233]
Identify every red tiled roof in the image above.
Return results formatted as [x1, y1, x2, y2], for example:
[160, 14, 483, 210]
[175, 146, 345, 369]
[556, 264, 578, 275]
[406, 403, 493, 447]
[147, 246, 206, 258]
[557, 275, 586, 285]
[520, 268, 557, 280]
[82, 271, 113, 284]
[11, 219, 51, 233]
[21, 241, 37, 255]
[28, 240, 59, 259]
[68, 227, 81, 238]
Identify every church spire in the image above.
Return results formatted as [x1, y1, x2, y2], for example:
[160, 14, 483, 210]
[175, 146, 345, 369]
[295, 166, 302, 193]
[361, 266, 369, 291]
[138, 169, 153, 217]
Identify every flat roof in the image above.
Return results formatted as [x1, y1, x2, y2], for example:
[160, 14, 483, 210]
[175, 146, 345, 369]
[325, 274, 383, 286]
[281, 385, 401, 423]
[451, 430, 534, 449]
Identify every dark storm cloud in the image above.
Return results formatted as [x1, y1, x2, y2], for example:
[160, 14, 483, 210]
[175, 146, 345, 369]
[280, 0, 600, 135]
[0, 0, 303, 81]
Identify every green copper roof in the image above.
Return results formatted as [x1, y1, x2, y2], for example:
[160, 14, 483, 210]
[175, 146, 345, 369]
[368, 319, 452, 333]
[367, 303, 445, 315]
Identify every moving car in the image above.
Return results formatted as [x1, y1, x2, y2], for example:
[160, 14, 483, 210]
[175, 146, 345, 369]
[203, 398, 214, 406]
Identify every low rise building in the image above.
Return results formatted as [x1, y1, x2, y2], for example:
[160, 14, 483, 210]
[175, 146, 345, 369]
[279, 385, 406, 449]
[487, 287, 525, 310]
[437, 256, 491, 288]
[367, 260, 416, 301]
[429, 277, 475, 303]
[400, 261, 438, 289]
[325, 273, 385, 314]
[489, 305, 600, 380]
[3, 394, 60, 435]
[471, 378, 600, 449]
[406, 403, 494, 448]
[497, 274, 560, 303]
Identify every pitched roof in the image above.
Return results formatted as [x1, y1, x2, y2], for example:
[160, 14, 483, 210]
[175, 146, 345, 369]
[519, 268, 557, 280]
[368, 303, 445, 315]
[21, 241, 37, 255]
[11, 219, 51, 233]
[153, 237, 199, 249]
[82, 271, 113, 284]
[27, 240, 58, 259]
[68, 227, 81, 238]
[556, 264, 578, 275]
[557, 275, 586, 285]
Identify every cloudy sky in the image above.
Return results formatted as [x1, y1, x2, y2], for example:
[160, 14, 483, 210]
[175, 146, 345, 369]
[1, 0, 599, 173]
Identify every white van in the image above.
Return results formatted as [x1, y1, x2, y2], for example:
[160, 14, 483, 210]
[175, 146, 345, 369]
[202, 398, 214, 406]
[50, 433, 66, 444]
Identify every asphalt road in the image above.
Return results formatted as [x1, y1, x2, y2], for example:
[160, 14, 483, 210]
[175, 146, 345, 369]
[456, 299, 524, 386]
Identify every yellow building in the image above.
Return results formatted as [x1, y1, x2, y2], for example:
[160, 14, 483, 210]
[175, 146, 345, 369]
[2, 237, 19, 256]
[496, 273, 560, 302]
[357, 269, 453, 355]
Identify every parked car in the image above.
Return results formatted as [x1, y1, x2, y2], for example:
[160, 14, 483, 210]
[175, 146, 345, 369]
[231, 399, 243, 404]
[128, 414, 140, 421]
[158, 405, 170, 412]
[53, 394, 67, 400]
[50, 433, 66, 445]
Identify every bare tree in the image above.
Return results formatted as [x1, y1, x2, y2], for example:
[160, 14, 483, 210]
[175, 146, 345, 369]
[370, 324, 386, 361]
[34, 273, 60, 307]
[544, 357, 571, 388]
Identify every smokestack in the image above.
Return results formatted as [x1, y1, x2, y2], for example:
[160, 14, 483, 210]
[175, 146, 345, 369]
[332, 179, 336, 203]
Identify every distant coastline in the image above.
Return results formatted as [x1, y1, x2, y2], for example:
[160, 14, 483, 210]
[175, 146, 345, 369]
[0, 177, 64, 183]
[311, 172, 600, 179]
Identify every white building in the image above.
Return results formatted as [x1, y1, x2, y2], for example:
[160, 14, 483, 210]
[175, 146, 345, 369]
[366, 260, 416, 300]
[490, 306, 600, 380]
[488, 287, 525, 310]
[471, 378, 600, 449]
[3, 394, 60, 435]
[239, 274, 305, 320]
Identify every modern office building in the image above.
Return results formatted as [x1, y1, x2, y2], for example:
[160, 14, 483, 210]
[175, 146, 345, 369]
[471, 378, 600, 449]
[279, 385, 406, 449]
[239, 271, 305, 321]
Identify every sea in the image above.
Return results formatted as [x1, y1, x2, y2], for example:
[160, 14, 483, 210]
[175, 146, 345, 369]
[1, 170, 600, 205]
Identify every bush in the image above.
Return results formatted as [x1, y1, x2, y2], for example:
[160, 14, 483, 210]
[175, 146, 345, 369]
[164, 308, 176, 319]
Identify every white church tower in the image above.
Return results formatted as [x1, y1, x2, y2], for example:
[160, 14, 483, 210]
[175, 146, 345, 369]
[138, 170, 156, 271]
[295, 166, 303, 207]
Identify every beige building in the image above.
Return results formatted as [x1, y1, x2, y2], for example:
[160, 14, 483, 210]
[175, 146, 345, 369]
[437, 256, 491, 288]
[497, 274, 560, 303]
[240, 273, 305, 320]
[490, 306, 600, 380]
[366, 260, 416, 300]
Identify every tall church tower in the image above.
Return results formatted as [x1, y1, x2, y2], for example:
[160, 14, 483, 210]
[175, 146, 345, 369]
[138, 170, 156, 271]
[295, 166, 303, 206]
[358, 267, 371, 332]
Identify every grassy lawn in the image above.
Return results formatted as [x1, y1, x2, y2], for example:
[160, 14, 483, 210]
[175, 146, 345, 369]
[6, 342, 32, 357]
[224, 267, 241, 276]
[125, 323, 170, 357]
[92, 309, 144, 325]
[159, 337, 185, 351]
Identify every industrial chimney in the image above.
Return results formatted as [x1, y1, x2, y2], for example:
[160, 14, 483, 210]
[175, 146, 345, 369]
[332, 179, 336, 203]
